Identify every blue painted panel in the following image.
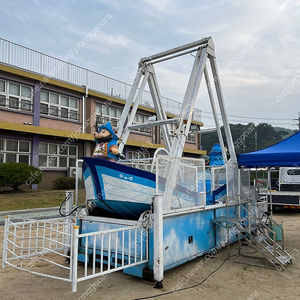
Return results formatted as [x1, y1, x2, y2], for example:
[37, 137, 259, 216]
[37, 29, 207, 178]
[123, 263, 147, 278]
[149, 210, 216, 270]
[80, 220, 147, 260]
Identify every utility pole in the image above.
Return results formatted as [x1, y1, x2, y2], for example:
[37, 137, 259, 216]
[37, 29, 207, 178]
[255, 131, 257, 151]
[243, 138, 247, 152]
[293, 112, 300, 131]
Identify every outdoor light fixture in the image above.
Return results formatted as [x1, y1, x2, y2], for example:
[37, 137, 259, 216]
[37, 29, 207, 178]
[189, 124, 201, 133]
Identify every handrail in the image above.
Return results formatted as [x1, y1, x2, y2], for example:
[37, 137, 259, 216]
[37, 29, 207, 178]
[151, 147, 169, 173]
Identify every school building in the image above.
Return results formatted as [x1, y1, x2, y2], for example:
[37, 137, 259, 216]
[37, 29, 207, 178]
[0, 38, 206, 189]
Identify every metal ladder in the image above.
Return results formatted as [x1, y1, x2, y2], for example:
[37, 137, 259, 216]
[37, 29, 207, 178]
[213, 197, 293, 270]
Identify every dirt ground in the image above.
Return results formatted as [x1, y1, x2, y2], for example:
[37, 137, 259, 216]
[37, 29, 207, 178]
[1, 209, 300, 300]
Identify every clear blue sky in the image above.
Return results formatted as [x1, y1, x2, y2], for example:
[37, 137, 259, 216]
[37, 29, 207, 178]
[1, 0, 299, 129]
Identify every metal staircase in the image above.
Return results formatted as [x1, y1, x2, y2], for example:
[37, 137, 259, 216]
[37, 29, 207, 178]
[213, 197, 293, 270]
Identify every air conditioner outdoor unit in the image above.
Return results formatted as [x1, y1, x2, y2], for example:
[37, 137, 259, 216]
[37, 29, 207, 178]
[67, 167, 82, 179]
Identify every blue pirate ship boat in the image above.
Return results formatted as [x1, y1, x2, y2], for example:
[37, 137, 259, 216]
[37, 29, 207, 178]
[82, 156, 156, 219]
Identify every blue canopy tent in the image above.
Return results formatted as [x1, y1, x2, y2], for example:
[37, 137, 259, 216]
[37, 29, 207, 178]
[238, 131, 300, 168]
[238, 131, 300, 215]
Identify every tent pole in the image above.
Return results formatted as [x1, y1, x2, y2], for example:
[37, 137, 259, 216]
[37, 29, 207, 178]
[268, 168, 273, 217]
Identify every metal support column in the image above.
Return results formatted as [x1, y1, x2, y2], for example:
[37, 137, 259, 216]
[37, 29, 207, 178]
[268, 169, 273, 217]
[209, 56, 237, 163]
[2, 216, 9, 269]
[170, 47, 208, 157]
[116, 68, 143, 138]
[118, 70, 149, 153]
[71, 226, 79, 292]
[204, 66, 227, 162]
[153, 195, 164, 288]
[65, 191, 74, 256]
[65, 191, 74, 213]
[147, 64, 172, 152]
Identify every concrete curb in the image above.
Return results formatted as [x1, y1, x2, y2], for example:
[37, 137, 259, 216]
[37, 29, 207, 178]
[0, 207, 61, 226]
[0, 206, 60, 217]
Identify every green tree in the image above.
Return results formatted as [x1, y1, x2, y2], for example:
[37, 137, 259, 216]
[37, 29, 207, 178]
[0, 162, 42, 191]
[201, 122, 287, 155]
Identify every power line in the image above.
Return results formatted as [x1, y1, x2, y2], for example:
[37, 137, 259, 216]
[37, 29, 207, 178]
[201, 117, 293, 126]
[201, 111, 292, 121]
[131, 259, 227, 300]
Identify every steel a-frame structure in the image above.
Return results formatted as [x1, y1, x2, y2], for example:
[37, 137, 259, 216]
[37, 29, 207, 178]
[116, 37, 236, 163]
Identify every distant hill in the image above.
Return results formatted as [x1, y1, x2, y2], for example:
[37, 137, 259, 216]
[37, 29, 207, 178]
[201, 123, 297, 155]
[273, 127, 295, 138]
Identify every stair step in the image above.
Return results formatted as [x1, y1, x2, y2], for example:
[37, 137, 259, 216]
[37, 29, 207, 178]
[213, 217, 243, 225]
[239, 225, 258, 233]
[264, 245, 279, 253]
[213, 199, 292, 270]
[277, 255, 292, 265]
[253, 236, 267, 243]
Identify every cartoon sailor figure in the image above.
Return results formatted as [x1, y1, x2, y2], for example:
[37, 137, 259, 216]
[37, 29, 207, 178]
[92, 121, 124, 161]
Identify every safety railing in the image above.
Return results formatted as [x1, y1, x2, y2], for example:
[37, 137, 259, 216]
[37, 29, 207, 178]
[118, 158, 153, 171]
[2, 216, 74, 282]
[0, 95, 33, 112]
[226, 162, 239, 200]
[156, 156, 206, 212]
[2, 215, 149, 292]
[72, 223, 149, 292]
[0, 38, 202, 122]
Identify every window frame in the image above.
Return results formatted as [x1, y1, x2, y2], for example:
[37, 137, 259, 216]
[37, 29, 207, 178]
[38, 142, 78, 169]
[128, 151, 151, 160]
[0, 138, 31, 164]
[40, 90, 79, 121]
[0, 79, 33, 112]
[168, 122, 196, 143]
[95, 104, 122, 128]
[132, 113, 151, 134]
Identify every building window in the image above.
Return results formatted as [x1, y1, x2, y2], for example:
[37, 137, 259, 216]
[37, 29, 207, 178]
[168, 122, 196, 143]
[0, 79, 33, 112]
[187, 133, 196, 143]
[95, 104, 122, 127]
[40, 91, 79, 121]
[95, 104, 151, 135]
[0, 138, 31, 164]
[132, 114, 151, 134]
[38, 142, 78, 168]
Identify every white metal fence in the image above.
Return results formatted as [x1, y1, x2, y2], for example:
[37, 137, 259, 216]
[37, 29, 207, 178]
[72, 224, 149, 292]
[2, 216, 74, 282]
[0, 38, 202, 122]
[2, 215, 149, 292]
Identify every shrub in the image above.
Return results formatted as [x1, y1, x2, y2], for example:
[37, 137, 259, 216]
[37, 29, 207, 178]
[52, 177, 75, 190]
[0, 162, 42, 191]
